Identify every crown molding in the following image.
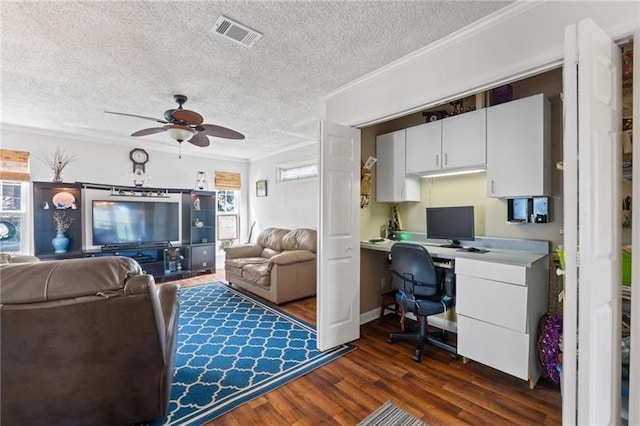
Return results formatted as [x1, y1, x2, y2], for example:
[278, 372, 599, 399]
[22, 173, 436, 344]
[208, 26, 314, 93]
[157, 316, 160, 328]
[248, 138, 318, 163]
[323, 1, 543, 101]
[0, 123, 250, 163]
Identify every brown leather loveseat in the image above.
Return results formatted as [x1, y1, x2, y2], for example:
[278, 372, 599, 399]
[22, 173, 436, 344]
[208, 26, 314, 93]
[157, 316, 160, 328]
[0, 256, 179, 425]
[224, 228, 316, 304]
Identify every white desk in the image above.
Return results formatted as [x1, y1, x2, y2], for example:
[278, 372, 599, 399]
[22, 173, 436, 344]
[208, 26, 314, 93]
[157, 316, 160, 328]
[361, 238, 549, 388]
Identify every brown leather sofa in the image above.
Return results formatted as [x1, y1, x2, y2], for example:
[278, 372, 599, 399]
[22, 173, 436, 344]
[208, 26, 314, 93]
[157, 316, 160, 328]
[0, 256, 179, 425]
[224, 228, 316, 304]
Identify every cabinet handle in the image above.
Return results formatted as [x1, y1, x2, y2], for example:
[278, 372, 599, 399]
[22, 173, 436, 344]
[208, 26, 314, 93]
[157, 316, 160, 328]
[436, 155, 439, 167]
[444, 153, 448, 166]
[202, 262, 207, 267]
[491, 180, 495, 194]
[202, 250, 207, 255]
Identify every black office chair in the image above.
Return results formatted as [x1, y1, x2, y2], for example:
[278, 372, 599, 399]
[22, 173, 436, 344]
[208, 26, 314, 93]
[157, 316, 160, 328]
[386, 242, 457, 362]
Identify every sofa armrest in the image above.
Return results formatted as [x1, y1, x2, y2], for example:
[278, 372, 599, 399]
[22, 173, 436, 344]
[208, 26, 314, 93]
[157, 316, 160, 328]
[225, 244, 263, 259]
[271, 250, 315, 266]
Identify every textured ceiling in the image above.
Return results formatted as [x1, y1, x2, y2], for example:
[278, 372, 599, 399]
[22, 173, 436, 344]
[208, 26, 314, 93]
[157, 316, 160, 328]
[1, 1, 512, 160]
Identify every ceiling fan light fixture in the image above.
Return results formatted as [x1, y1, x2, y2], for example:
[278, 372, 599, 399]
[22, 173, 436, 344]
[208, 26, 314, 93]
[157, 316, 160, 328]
[165, 125, 195, 142]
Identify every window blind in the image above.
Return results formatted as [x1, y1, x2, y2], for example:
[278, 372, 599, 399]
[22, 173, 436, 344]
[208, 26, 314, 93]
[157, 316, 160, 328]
[0, 149, 30, 181]
[214, 171, 241, 190]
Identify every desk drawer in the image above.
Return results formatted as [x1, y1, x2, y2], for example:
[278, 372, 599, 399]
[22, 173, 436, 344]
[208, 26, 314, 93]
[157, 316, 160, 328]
[458, 315, 529, 380]
[456, 275, 528, 332]
[456, 258, 527, 286]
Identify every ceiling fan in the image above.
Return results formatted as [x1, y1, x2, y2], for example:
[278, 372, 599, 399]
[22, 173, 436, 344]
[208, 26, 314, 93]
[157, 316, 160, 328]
[105, 94, 244, 148]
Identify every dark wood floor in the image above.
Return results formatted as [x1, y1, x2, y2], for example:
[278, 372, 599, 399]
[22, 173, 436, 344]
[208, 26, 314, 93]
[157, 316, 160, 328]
[171, 272, 562, 425]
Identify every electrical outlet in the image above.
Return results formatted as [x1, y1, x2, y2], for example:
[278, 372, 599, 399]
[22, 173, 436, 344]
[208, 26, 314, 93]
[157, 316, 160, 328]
[380, 277, 386, 289]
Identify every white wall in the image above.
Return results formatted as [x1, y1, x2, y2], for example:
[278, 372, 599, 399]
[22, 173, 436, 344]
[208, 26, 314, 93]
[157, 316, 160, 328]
[248, 143, 318, 238]
[1, 126, 249, 251]
[326, 1, 639, 127]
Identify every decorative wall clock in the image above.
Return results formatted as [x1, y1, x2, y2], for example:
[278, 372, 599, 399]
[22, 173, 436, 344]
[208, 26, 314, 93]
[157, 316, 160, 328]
[129, 148, 149, 173]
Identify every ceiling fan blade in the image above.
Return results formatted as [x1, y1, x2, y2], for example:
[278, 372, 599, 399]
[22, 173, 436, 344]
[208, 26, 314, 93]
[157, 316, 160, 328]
[199, 124, 245, 140]
[188, 132, 210, 147]
[131, 127, 166, 137]
[172, 109, 204, 126]
[105, 111, 168, 124]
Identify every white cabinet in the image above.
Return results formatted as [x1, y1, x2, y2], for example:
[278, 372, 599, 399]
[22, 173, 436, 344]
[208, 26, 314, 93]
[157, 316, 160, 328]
[455, 256, 548, 388]
[406, 109, 486, 175]
[375, 130, 420, 202]
[486, 93, 551, 198]
[406, 121, 442, 174]
[441, 108, 487, 170]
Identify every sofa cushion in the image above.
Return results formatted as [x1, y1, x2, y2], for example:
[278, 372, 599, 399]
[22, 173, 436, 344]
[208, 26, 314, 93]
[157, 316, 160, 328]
[241, 262, 272, 287]
[272, 250, 316, 265]
[260, 248, 280, 259]
[225, 256, 270, 276]
[281, 228, 317, 253]
[0, 256, 143, 304]
[256, 228, 289, 252]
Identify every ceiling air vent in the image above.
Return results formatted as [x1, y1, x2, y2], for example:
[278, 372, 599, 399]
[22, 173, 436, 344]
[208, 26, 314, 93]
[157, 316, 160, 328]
[212, 16, 262, 48]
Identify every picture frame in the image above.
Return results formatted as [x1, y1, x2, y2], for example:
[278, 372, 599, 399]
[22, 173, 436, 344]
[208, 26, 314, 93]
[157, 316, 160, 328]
[217, 214, 238, 240]
[256, 180, 267, 197]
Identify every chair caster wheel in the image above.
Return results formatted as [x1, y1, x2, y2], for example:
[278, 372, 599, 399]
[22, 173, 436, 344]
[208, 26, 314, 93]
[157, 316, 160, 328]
[387, 336, 394, 344]
[412, 353, 422, 363]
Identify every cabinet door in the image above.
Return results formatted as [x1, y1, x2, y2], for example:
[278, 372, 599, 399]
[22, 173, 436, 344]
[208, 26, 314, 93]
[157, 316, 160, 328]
[406, 121, 442, 174]
[486, 94, 550, 198]
[376, 130, 420, 202]
[441, 108, 487, 170]
[191, 244, 215, 272]
[33, 182, 83, 258]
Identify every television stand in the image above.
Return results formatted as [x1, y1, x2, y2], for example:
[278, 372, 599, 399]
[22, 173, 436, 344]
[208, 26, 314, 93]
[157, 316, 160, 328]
[85, 245, 191, 282]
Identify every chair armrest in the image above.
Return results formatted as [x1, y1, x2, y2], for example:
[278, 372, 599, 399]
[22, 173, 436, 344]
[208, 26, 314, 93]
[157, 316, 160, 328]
[8, 255, 40, 263]
[225, 244, 263, 259]
[158, 283, 180, 334]
[271, 250, 315, 266]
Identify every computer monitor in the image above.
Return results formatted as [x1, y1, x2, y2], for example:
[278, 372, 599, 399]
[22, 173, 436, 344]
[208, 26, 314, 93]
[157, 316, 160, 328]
[426, 206, 475, 248]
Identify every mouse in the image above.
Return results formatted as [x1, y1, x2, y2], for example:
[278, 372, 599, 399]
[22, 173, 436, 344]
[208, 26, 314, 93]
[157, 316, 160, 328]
[466, 247, 481, 252]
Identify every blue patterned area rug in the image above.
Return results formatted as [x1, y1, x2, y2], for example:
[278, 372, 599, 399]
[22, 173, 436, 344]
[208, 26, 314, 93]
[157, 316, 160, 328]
[158, 282, 355, 425]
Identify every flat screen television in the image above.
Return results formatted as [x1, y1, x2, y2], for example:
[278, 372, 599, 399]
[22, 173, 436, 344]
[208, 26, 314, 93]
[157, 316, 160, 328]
[426, 206, 475, 248]
[92, 200, 179, 247]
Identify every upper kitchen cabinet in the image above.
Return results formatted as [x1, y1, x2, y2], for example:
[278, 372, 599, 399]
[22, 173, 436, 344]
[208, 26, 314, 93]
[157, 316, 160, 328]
[376, 129, 420, 202]
[406, 108, 486, 176]
[406, 120, 442, 174]
[486, 93, 551, 198]
[441, 108, 487, 171]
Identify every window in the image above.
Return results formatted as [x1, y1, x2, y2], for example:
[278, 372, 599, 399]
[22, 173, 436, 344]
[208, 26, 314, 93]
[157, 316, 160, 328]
[0, 181, 29, 254]
[277, 162, 318, 182]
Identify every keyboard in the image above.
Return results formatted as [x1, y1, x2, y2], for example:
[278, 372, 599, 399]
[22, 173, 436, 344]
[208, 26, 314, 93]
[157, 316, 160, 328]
[432, 257, 453, 269]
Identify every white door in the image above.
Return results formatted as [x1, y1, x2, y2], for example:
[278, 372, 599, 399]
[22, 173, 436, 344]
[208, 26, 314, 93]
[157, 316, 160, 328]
[563, 18, 621, 425]
[628, 27, 640, 426]
[317, 121, 361, 351]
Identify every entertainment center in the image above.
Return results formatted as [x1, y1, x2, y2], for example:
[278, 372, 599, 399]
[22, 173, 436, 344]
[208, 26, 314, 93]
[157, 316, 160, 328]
[33, 181, 217, 280]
